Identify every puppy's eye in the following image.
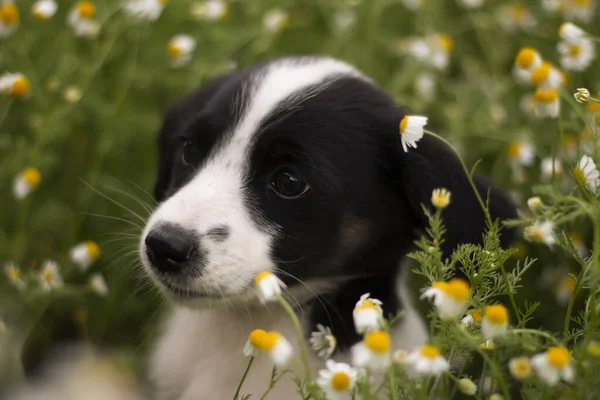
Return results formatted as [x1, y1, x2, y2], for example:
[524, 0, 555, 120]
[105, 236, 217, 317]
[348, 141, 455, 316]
[182, 141, 200, 166]
[270, 168, 310, 199]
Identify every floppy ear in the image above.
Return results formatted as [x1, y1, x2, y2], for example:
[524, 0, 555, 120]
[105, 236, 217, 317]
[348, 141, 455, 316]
[153, 73, 240, 201]
[392, 133, 517, 257]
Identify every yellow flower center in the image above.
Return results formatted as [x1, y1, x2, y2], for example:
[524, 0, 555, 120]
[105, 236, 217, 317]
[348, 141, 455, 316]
[534, 88, 559, 103]
[573, 0, 589, 5]
[6, 266, 20, 281]
[432, 278, 470, 301]
[507, 142, 521, 159]
[11, 77, 30, 97]
[420, 344, 441, 359]
[568, 45, 582, 57]
[254, 271, 272, 286]
[437, 34, 453, 53]
[356, 298, 378, 311]
[547, 346, 571, 368]
[431, 188, 451, 209]
[42, 268, 54, 283]
[585, 102, 600, 113]
[23, 167, 41, 187]
[0, 4, 19, 25]
[531, 62, 551, 85]
[559, 274, 576, 292]
[514, 360, 531, 374]
[167, 43, 183, 57]
[85, 241, 102, 261]
[484, 304, 509, 325]
[331, 371, 351, 391]
[399, 116, 409, 134]
[470, 309, 483, 322]
[158, 0, 169, 4]
[364, 331, 390, 353]
[515, 48, 537, 69]
[33, 9, 48, 21]
[587, 341, 600, 357]
[573, 167, 586, 186]
[248, 329, 279, 351]
[77, 1, 96, 18]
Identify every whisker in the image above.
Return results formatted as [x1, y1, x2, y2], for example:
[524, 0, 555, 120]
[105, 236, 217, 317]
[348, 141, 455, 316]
[80, 180, 148, 225]
[80, 212, 143, 229]
[126, 180, 159, 206]
[103, 184, 154, 216]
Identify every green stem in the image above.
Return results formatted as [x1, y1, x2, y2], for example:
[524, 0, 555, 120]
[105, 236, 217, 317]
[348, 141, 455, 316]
[233, 356, 254, 400]
[388, 360, 399, 400]
[563, 266, 585, 337]
[276, 295, 312, 381]
[511, 329, 561, 345]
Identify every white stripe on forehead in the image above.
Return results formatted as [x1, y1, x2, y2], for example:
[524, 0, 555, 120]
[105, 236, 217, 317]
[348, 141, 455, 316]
[220, 57, 367, 165]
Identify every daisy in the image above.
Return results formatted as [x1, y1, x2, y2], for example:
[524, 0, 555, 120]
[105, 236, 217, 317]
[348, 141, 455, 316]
[263, 9, 289, 33]
[13, 167, 41, 199]
[0, 2, 19, 38]
[513, 48, 543, 84]
[351, 330, 391, 371]
[0, 72, 30, 97]
[353, 293, 383, 334]
[509, 356, 532, 380]
[124, 0, 167, 21]
[507, 140, 534, 167]
[530, 62, 563, 89]
[457, 378, 477, 395]
[398, 115, 427, 152]
[67, 1, 99, 38]
[414, 72, 436, 102]
[498, 3, 537, 32]
[559, 22, 587, 44]
[574, 154, 599, 193]
[254, 271, 286, 304]
[558, 39, 595, 71]
[4, 262, 26, 290]
[404, 344, 450, 378]
[461, 309, 483, 326]
[70, 240, 101, 271]
[89, 273, 109, 296]
[540, 157, 562, 182]
[563, 0, 595, 23]
[420, 278, 470, 321]
[309, 324, 337, 359]
[542, 0, 563, 12]
[531, 346, 575, 386]
[31, 0, 57, 21]
[555, 274, 576, 306]
[243, 329, 293, 367]
[456, 0, 485, 9]
[39, 260, 62, 292]
[401, 0, 426, 10]
[190, 0, 227, 21]
[430, 33, 453, 70]
[317, 360, 357, 399]
[569, 232, 588, 258]
[527, 196, 542, 212]
[333, 9, 355, 33]
[431, 188, 451, 209]
[524, 221, 555, 246]
[574, 88, 591, 103]
[481, 304, 509, 339]
[167, 34, 196, 67]
[534, 87, 560, 118]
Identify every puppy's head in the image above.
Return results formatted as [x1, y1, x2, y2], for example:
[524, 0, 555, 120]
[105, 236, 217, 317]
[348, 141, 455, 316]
[140, 56, 516, 307]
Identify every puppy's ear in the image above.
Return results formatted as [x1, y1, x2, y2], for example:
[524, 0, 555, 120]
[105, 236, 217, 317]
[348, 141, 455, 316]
[390, 132, 517, 256]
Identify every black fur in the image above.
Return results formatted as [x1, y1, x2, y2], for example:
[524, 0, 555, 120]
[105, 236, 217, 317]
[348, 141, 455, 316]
[152, 57, 517, 351]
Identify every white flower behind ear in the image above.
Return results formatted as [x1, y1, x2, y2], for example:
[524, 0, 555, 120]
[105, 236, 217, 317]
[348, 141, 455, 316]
[13, 167, 41, 199]
[89, 273, 109, 296]
[398, 115, 428, 152]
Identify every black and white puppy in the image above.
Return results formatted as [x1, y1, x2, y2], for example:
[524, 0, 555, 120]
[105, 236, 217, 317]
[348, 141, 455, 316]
[140, 56, 516, 399]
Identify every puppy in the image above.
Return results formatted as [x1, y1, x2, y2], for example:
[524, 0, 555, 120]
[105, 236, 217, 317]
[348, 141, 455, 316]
[140, 56, 516, 399]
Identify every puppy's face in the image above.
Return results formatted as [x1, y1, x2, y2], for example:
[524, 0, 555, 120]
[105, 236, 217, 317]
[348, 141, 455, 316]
[140, 57, 516, 307]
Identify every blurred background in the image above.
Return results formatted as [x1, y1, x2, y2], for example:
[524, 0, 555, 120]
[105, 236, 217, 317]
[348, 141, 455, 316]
[0, 0, 597, 397]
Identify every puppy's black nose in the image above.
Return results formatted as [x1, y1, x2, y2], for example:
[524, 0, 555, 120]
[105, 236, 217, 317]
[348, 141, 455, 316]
[145, 224, 195, 272]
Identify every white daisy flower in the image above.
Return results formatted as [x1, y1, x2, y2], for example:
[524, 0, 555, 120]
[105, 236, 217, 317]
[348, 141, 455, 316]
[574, 88, 591, 103]
[531, 346, 575, 386]
[67, 1, 99, 38]
[0, 2, 19, 38]
[69, 240, 102, 271]
[558, 39, 595, 71]
[0, 72, 30, 98]
[498, 3, 537, 32]
[407, 34, 453, 70]
[481, 304, 509, 339]
[263, 9, 289, 33]
[509, 356, 533, 380]
[555, 274, 576, 306]
[542, 0, 562, 12]
[309, 324, 337, 359]
[461, 309, 483, 326]
[513, 48, 543, 84]
[190, 0, 227, 21]
[254, 271, 286, 304]
[540, 157, 562, 182]
[243, 329, 293, 367]
[4, 262, 26, 291]
[398, 115, 427, 152]
[124, 0, 167, 21]
[404, 344, 450, 378]
[431, 188, 451, 209]
[456, 0, 485, 9]
[351, 330, 391, 371]
[39, 260, 62, 292]
[563, 0, 595, 23]
[13, 167, 41, 199]
[32, 0, 57, 21]
[317, 360, 357, 399]
[333, 9, 355, 33]
[420, 278, 470, 321]
[414, 72, 436, 102]
[527, 196, 543, 212]
[559, 22, 587, 44]
[401, 0, 426, 10]
[574, 154, 600, 193]
[167, 34, 196, 67]
[89, 273, 109, 296]
[457, 378, 477, 395]
[524, 221, 555, 246]
[352, 293, 383, 334]
[530, 62, 564, 89]
[534, 87, 560, 119]
[507, 140, 534, 167]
